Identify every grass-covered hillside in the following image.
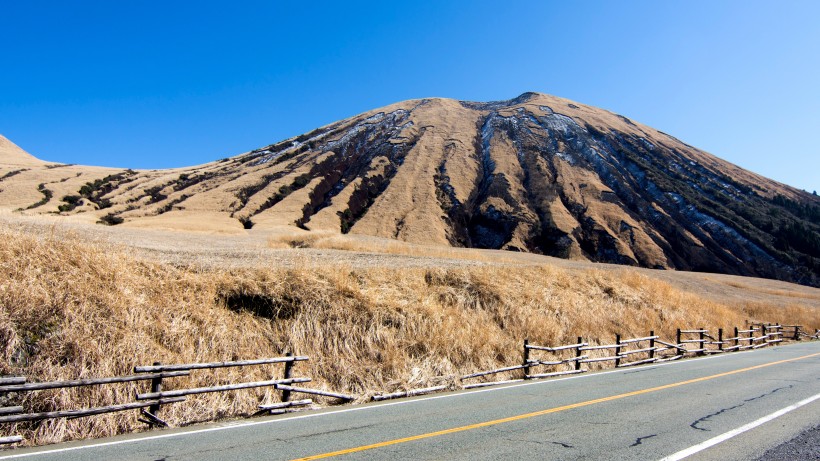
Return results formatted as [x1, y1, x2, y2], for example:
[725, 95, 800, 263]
[1, 222, 817, 445]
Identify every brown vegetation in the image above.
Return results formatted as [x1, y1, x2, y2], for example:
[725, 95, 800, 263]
[1, 222, 817, 446]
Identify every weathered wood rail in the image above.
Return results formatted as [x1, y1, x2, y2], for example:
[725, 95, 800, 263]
[2, 322, 817, 446]
[0, 398, 186, 425]
[272, 385, 355, 401]
[458, 322, 814, 390]
[258, 399, 313, 415]
[132, 353, 353, 427]
[0, 371, 190, 445]
[1, 353, 353, 446]
[613, 333, 659, 367]
[371, 385, 449, 401]
[455, 338, 589, 391]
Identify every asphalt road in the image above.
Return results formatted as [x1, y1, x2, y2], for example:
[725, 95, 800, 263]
[2, 342, 819, 461]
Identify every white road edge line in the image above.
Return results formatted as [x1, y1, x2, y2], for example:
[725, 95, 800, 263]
[0, 346, 789, 459]
[657, 392, 820, 461]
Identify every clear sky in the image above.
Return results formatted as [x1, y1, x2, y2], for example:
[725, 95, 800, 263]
[2, 1, 818, 192]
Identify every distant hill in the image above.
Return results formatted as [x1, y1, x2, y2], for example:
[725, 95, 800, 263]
[0, 134, 45, 166]
[1, 93, 818, 285]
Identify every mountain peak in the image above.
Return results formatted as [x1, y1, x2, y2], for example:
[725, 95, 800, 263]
[459, 91, 547, 110]
[513, 91, 543, 101]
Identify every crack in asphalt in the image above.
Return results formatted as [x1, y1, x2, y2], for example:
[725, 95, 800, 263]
[690, 385, 793, 431]
[290, 423, 379, 440]
[167, 425, 310, 459]
[630, 434, 657, 447]
[623, 368, 654, 375]
[504, 437, 574, 448]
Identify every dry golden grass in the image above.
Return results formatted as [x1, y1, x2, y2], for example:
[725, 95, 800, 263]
[266, 232, 520, 263]
[0, 224, 817, 446]
[724, 280, 820, 301]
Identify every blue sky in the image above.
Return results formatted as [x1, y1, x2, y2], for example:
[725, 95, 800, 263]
[2, 1, 818, 192]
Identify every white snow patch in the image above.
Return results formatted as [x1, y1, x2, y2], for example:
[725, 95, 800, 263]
[555, 152, 576, 165]
[638, 137, 655, 151]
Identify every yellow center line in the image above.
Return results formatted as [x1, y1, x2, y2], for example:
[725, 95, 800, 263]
[292, 351, 820, 460]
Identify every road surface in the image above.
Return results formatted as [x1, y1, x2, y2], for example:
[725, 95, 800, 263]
[2, 342, 818, 460]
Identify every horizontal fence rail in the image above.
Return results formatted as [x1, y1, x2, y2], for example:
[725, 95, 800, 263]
[456, 322, 813, 390]
[523, 337, 587, 379]
[0, 372, 190, 393]
[579, 344, 620, 351]
[259, 399, 313, 415]
[132, 356, 309, 373]
[2, 321, 817, 447]
[525, 342, 588, 352]
[0, 398, 186, 424]
[273, 385, 355, 401]
[461, 364, 530, 380]
[580, 355, 620, 363]
[0, 352, 352, 446]
[619, 336, 659, 344]
[372, 385, 448, 401]
[530, 357, 589, 366]
[0, 407, 23, 416]
[130, 352, 351, 424]
[135, 377, 311, 400]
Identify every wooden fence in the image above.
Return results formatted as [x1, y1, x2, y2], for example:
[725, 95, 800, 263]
[368, 323, 819, 400]
[1, 353, 353, 446]
[3, 324, 819, 444]
[459, 323, 817, 390]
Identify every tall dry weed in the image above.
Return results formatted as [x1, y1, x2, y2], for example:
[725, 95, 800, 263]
[0, 225, 817, 445]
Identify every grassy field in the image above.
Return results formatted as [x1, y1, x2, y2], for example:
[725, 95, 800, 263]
[0, 219, 818, 446]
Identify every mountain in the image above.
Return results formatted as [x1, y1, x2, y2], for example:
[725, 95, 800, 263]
[1, 93, 818, 285]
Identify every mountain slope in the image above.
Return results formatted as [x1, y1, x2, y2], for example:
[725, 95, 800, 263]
[0, 134, 46, 166]
[2, 93, 818, 285]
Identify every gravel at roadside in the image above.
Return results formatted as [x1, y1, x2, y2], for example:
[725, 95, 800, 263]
[755, 424, 820, 460]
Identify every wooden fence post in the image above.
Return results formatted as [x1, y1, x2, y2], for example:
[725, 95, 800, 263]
[676, 329, 682, 356]
[698, 327, 705, 356]
[148, 362, 163, 426]
[649, 331, 655, 360]
[718, 328, 723, 352]
[614, 334, 622, 367]
[761, 324, 767, 347]
[281, 352, 294, 403]
[574, 337, 582, 371]
[793, 326, 800, 341]
[523, 339, 531, 379]
[734, 327, 739, 349]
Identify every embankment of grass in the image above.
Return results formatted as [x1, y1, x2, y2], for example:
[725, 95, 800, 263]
[1, 225, 817, 445]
